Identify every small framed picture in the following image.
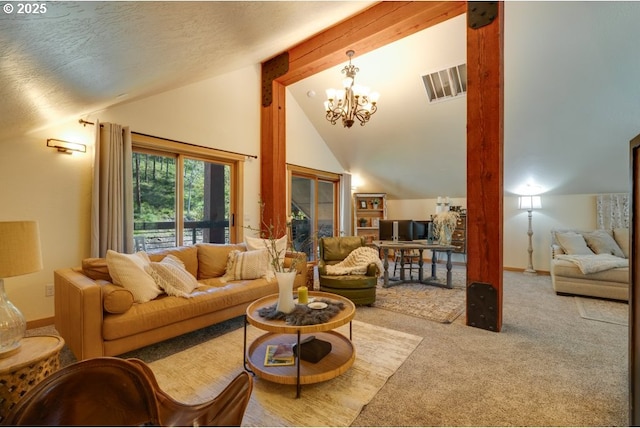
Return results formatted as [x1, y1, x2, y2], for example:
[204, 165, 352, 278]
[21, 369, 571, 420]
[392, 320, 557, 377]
[360, 200, 367, 209]
[372, 218, 380, 227]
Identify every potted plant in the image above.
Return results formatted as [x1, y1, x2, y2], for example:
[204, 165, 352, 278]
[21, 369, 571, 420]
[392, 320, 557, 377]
[372, 198, 381, 209]
[359, 218, 368, 227]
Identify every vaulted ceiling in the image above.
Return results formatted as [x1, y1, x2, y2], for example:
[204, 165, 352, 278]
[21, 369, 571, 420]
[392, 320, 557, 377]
[1, 1, 639, 199]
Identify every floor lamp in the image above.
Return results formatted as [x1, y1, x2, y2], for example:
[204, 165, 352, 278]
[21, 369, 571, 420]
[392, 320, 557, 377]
[518, 195, 542, 275]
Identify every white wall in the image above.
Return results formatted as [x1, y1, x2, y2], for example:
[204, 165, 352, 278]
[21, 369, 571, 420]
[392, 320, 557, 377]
[1, 65, 350, 323]
[388, 194, 600, 272]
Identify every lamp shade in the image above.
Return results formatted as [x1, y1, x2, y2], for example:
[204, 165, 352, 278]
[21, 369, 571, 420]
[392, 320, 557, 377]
[518, 195, 542, 210]
[0, 221, 43, 278]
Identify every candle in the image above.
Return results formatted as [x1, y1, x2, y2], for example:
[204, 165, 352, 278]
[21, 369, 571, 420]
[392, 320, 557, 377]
[437, 196, 442, 204]
[445, 197, 450, 205]
[298, 286, 308, 304]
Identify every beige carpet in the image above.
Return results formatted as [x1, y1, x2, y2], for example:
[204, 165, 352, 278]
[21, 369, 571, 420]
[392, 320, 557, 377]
[374, 264, 466, 323]
[147, 320, 422, 427]
[575, 296, 629, 326]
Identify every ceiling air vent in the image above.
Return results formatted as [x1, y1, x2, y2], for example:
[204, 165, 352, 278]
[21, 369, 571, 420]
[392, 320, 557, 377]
[422, 63, 467, 103]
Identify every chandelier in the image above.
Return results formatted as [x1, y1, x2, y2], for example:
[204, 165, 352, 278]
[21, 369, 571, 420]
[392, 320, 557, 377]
[324, 50, 379, 128]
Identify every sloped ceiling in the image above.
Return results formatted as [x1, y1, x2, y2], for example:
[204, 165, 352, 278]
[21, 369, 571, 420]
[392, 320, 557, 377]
[1, 1, 639, 199]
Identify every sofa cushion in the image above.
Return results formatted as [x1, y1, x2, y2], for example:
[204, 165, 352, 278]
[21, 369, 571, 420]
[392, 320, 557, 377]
[321, 236, 364, 262]
[102, 279, 278, 340]
[196, 243, 246, 279]
[100, 282, 134, 314]
[613, 228, 630, 258]
[223, 249, 271, 281]
[146, 255, 199, 298]
[245, 235, 287, 271]
[554, 232, 594, 255]
[552, 259, 629, 283]
[82, 258, 112, 282]
[583, 230, 625, 258]
[106, 250, 163, 303]
[148, 246, 198, 278]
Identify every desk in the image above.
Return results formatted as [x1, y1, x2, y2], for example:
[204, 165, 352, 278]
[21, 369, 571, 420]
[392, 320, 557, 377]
[372, 241, 456, 289]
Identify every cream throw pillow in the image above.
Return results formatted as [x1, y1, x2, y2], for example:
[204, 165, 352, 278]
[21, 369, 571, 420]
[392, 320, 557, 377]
[223, 249, 270, 281]
[106, 250, 162, 303]
[146, 255, 199, 298]
[583, 230, 625, 258]
[613, 228, 630, 258]
[554, 232, 594, 255]
[245, 235, 287, 272]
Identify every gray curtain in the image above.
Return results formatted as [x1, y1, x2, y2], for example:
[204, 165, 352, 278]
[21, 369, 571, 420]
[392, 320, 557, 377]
[90, 120, 134, 257]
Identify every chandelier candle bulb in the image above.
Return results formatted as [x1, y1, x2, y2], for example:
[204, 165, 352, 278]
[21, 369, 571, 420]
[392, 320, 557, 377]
[298, 286, 308, 304]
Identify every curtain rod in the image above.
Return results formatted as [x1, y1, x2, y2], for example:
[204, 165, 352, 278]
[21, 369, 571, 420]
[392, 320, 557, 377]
[79, 119, 258, 159]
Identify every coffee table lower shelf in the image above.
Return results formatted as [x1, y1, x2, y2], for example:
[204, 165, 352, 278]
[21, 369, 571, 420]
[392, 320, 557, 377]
[246, 331, 355, 386]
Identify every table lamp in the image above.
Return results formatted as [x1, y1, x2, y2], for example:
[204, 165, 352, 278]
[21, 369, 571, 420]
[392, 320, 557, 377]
[0, 221, 43, 358]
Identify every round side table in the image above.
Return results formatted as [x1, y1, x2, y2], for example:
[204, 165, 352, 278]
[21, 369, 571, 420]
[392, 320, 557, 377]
[0, 335, 65, 421]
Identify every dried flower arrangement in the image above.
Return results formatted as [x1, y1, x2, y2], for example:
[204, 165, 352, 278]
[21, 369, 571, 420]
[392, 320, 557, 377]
[433, 211, 460, 243]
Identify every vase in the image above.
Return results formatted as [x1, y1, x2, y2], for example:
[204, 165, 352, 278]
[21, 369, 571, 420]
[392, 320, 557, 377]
[438, 225, 453, 245]
[275, 271, 296, 314]
[0, 279, 26, 357]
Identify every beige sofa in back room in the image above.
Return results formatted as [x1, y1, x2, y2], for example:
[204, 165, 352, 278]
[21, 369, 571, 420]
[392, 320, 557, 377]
[549, 228, 629, 301]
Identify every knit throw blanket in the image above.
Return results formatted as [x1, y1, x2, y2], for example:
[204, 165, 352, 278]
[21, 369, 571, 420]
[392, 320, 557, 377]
[556, 254, 628, 274]
[325, 246, 383, 276]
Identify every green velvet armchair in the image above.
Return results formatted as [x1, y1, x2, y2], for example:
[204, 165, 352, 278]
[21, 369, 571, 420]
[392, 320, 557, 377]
[318, 236, 379, 305]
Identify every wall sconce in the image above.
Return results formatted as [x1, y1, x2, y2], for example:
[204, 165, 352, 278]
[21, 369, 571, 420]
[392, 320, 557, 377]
[46, 139, 86, 155]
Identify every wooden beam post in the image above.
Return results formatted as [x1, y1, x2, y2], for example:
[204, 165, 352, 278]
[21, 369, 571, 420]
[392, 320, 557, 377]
[466, 2, 504, 332]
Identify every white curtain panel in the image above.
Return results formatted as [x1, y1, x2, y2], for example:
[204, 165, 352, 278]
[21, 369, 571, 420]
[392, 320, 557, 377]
[596, 193, 629, 230]
[90, 120, 134, 257]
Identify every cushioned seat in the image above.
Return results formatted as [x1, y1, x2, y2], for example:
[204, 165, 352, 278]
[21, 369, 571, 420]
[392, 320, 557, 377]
[318, 236, 379, 305]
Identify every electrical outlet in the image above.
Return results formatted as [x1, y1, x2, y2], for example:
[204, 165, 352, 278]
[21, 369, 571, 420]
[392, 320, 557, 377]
[45, 283, 54, 297]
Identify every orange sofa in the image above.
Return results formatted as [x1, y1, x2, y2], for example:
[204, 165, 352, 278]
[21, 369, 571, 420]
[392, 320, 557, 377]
[54, 244, 307, 360]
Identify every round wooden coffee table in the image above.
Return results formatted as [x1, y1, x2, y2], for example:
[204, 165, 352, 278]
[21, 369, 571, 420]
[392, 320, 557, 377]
[244, 291, 356, 397]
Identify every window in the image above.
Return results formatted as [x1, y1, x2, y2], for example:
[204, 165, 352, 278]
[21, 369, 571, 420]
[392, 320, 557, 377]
[288, 165, 340, 261]
[131, 134, 243, 251]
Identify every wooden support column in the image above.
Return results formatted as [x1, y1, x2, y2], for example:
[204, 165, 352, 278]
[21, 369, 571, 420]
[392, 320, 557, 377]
[465, 2, 504, 332]
[261, 54, 289, 233]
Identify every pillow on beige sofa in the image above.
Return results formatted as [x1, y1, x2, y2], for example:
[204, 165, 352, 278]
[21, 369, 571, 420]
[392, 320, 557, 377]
[613, 228, 630, 258]
[583, 230, 625, 258]
[554, 231, 594, 255]
[146, 255, 199, 298]
[106, 250, 163, 303]
[223, 249, 270, 281]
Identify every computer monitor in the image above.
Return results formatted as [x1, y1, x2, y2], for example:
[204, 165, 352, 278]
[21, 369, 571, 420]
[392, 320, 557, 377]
[378, 220, 414, 241]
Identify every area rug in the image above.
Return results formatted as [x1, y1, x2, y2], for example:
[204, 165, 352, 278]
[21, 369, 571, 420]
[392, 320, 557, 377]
[374, 265, 466, 324]
[147, 320, 422, 427]
[575, 296, 628, 326]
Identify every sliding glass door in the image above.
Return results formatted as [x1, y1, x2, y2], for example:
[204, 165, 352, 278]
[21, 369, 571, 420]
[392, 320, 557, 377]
[289, 166, 340, 261]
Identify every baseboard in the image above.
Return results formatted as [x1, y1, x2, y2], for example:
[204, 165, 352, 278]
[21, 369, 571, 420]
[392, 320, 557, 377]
[26, 316, 54, 330]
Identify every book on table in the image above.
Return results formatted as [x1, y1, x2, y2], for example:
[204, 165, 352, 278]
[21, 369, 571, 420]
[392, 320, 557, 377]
[264, 343, 295, 366]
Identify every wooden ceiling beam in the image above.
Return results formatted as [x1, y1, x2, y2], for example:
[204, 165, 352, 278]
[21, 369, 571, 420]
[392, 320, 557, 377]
[277, 1, 466, 86]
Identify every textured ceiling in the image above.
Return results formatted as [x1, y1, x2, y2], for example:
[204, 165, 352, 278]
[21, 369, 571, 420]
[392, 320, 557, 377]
[0, 1, 373, 139]
[2, 1, 640, 199]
